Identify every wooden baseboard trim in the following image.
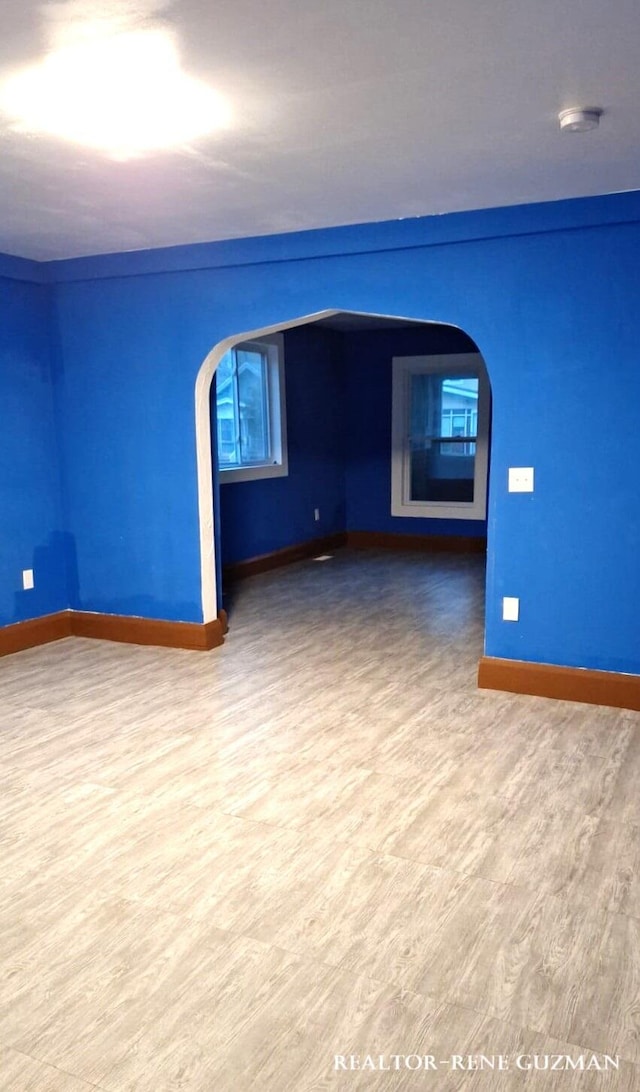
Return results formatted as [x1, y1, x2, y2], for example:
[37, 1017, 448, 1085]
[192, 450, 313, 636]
[478, 655, 640, 711]
[223, 529, 485, 583]
[224, 532, 348, 581]
[0, 611, 73, 656]
[346, 530, 487, 554]
[0, 609, 227, 656]
[72, 611, 227, 651]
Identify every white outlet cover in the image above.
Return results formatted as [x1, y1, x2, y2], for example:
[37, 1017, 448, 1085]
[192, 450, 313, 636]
[502, 596, 519, 621]
[22, 568, 34, 590]
[508, 467, 534, 492]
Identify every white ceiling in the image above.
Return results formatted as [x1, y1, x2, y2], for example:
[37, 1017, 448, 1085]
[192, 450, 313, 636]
[0, 0, 639, 261]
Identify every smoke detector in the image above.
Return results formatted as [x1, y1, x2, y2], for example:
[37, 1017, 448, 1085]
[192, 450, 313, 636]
[558, 107, 603, 133]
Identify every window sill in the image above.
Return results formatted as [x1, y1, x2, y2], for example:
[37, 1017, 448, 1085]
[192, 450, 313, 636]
[391, 500, 486, 520]
[220, 462, 288, 484]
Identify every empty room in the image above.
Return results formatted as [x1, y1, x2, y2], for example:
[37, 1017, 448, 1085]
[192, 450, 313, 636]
[2, 1, 640, 1089]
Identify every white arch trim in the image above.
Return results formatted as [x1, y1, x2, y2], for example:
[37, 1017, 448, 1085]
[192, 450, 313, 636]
[195, 309, 458, 623]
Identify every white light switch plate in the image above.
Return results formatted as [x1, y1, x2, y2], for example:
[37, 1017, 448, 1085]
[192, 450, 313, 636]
[22, 569, 34, 590]
[503, 596, 519, 622]
[508, 467, 534, 492]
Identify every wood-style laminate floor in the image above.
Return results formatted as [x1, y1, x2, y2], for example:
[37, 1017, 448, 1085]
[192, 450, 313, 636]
[1, 548, 640, 1091]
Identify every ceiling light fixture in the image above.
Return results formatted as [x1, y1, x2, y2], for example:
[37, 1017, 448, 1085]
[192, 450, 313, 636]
[558, 107, 603, 133]
[0, 29, 231, 158]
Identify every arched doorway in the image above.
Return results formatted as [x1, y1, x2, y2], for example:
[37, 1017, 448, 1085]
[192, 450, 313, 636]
[195, 309, 491, 630]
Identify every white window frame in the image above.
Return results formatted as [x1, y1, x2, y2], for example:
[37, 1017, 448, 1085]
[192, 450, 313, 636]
[218, 332, 288, 484]
[391, 353, 490, 521]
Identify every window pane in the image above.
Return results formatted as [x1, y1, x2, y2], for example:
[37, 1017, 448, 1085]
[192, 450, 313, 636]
[409, 373, 478, 502]
[236, 348, 270, 465]
[441, 377, 478, 456]
[215, 352, 240, 467]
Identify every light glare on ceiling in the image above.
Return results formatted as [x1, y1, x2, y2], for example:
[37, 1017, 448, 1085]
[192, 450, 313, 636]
[0, 29, 231, 157]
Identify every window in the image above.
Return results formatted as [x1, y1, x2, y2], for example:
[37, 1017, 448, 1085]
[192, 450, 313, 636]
[216, 333, 288, 483]
[391, 353, 490, 520]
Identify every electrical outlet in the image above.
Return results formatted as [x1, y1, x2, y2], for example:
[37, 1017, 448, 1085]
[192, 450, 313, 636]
[508, 467, 534, 493]
[314, 508, 320, 521]
[502, 596, 519, 622]
[22, 569, 34, 590]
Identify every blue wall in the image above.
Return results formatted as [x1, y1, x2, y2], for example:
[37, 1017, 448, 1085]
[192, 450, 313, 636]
[342, 324, 486, 538]
[2, 191, 640, 675]
[0, 275, 67, 625]
[53, 274, 205, 621]
[219, 325, 346, 565]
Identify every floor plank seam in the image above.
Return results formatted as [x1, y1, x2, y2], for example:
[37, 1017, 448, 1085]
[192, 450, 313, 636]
[1, 1043, 111, 1089]
[446, 1001, 640, 1071]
